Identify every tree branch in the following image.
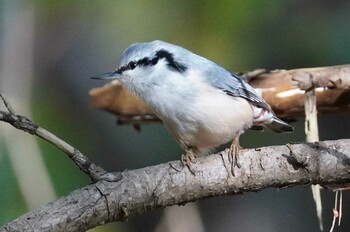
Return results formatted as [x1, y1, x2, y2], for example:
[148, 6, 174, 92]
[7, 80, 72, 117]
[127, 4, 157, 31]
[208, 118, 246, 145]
[0, 94, 113, 182]
[245, 64, 350, 119]
[89, 64, 350, 125]
[1, 139, 350, 232]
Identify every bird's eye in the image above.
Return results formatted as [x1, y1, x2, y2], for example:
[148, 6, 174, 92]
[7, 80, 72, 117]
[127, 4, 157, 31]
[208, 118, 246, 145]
[128, 61, 136, 69]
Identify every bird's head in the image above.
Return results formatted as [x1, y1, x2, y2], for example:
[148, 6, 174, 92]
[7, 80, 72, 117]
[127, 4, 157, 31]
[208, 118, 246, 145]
[92, 40, 189, 85]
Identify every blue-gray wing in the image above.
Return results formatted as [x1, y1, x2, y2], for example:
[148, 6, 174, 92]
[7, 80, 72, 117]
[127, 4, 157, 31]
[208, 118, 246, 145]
[166, 41, 271, 110]
[206, 67, 271, 110]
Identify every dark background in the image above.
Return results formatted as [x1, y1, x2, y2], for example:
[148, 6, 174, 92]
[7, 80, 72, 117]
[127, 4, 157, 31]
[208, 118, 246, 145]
[1, 1, 350, 231]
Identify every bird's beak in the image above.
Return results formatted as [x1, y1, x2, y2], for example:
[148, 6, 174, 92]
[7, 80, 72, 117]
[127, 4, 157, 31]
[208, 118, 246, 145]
[91, 71, 120, 80]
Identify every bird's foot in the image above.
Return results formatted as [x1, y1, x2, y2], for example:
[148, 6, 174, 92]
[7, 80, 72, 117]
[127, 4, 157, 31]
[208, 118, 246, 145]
[181, 149, 197, 175]
[228, 137, 242, 176]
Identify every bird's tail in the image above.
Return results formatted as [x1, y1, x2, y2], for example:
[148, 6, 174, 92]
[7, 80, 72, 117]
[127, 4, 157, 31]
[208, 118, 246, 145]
[252, 107, 293, 133]
[264, 116, 293, 133]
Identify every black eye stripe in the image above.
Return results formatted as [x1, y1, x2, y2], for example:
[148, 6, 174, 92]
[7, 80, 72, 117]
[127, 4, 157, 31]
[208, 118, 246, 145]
[116, 49, 187, 74]
[116, 57, 156, 73]
[128, 61, 136, 69]
[151, 57, 158, 65]
[117, 66, 127, 74]
[155, 50, 187, 73]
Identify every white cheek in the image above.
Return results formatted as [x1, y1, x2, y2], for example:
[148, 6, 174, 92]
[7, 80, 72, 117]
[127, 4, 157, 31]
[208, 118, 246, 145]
[118, 68, 150, 94]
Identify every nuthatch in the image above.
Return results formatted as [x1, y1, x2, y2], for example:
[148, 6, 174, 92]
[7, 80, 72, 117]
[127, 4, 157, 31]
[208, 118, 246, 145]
[93, 40, 293, 171]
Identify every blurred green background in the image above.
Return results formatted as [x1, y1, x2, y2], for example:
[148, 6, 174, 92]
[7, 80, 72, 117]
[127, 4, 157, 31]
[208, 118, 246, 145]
[1, 0, 350, 231]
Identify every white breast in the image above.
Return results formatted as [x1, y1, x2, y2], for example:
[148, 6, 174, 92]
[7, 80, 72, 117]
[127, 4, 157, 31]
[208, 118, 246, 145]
[169, 88, 254, 153]
[138, 70, 255, 154]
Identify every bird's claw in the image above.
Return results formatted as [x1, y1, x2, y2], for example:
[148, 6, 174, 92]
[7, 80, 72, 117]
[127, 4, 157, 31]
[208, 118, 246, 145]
[181, 150, 197, 175]
[228, 136, 242, 176]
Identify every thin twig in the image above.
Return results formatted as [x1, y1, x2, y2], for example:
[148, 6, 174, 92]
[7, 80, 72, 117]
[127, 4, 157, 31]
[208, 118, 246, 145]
[304, 89, 323, 231]
[0, 94, 16, 115]
[0, 97, 118, 182]
[339, 190, 342, 226]
[330, 191, 339, 232]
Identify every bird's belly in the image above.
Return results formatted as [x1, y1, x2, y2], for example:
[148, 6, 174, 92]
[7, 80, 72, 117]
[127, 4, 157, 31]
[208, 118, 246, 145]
[161, 92, 254, 153]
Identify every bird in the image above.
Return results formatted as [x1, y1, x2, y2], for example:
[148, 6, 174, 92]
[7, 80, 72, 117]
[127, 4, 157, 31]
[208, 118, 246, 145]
[92, 40, 293, 173]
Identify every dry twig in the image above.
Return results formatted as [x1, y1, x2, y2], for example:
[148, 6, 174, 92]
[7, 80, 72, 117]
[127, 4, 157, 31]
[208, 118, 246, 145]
[0, 94, 118, 182]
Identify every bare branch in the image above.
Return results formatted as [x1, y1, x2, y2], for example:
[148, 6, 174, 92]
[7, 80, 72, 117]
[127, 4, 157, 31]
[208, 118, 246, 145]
[247, 64, 350, 119]
[89, 64, 350, 124]
[303, 88, 323, 231]
[1, 139, 350, 232]
[290, 64, 350, 90]
[0, 108, 110, 182]
[0, 94, 16, 115]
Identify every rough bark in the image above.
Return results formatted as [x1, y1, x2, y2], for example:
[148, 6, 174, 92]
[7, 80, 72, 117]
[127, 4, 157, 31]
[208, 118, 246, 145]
[246, 64, 350, 119]
[2, 139, 350, 232]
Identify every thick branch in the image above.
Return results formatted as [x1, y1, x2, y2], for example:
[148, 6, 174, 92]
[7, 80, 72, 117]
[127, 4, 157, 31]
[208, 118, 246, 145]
[246, 64, 350, 119]
[2, 139, 350, 232]
[90, 64, 350, 124]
